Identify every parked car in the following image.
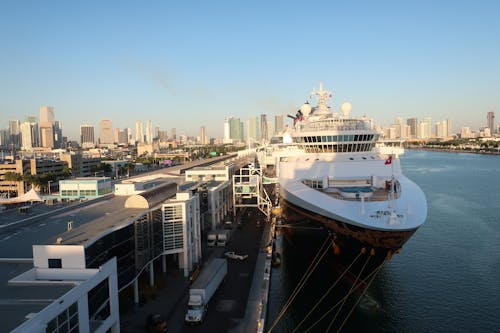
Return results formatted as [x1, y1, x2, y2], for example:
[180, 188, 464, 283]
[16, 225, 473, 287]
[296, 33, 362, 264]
[225, 251, 248, 261]
[146, 314, 167, 332]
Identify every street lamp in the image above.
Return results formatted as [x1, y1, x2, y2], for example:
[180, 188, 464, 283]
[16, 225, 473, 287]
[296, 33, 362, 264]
[48, 180, 53, 195]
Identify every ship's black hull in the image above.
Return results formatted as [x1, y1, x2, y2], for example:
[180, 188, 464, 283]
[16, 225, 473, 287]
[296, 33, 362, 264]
[279, 199, 417, 287]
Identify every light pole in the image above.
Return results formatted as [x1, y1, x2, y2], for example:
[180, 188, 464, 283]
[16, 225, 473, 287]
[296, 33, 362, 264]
[48, 180, 53, 195]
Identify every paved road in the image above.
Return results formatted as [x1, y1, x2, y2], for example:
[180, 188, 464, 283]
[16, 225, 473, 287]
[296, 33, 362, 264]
[120, 207, 267, 333]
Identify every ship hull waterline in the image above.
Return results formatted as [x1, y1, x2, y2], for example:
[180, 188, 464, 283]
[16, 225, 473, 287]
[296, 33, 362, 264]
[278, 198, 417, 287]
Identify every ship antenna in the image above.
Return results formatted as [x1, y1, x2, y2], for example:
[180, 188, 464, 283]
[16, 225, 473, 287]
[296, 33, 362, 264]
[311, 82, 333, 115]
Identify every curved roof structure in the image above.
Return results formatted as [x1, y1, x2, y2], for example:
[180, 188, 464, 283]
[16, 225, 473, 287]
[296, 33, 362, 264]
[124, 182, 177, 209]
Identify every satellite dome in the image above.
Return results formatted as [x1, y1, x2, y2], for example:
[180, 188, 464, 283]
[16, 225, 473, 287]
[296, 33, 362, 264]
[340, 102, 352, 116]
[300, 102, 312, 117]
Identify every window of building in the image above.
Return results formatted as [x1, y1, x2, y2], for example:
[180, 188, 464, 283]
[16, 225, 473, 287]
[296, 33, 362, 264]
[48, 258, 62, 268]
[45, 302, 79, 333]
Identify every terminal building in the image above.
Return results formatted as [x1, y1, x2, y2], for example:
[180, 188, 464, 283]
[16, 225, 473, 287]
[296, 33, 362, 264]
[1, 154, 254, 332]
[59, 177, 113, 200]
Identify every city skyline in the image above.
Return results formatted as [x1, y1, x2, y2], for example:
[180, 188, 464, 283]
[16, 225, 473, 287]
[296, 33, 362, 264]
[1, 1, 499, 139]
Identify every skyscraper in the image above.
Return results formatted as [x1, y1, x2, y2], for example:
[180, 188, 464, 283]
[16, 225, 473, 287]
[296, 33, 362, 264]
[25, 116, 39, 148]
[419, 117, 432, 139]
[80, 125, 95, 148]
[135, 121, 144, 144]
[171, 128, 177, 141]
[487, 111, 495, 134]
[145, 120, 153, 143]
[275, 114, 284, 134]
[223, 118, 231, 144]
[99, 119, 114, 145]
[199, 126, 206, 145]
[39, 106, 54, 124]
[9, 120, 21, 149]
[158, 130, 168, 142]
[20, 121, 33, 150]
[246, 116, 259, 145]
[39, 106, 55, 148]
[53, 120, 62, 148]
[260, 114, 268, 143]
[406, 118, 417, 139]
[229, 117, 243, 143]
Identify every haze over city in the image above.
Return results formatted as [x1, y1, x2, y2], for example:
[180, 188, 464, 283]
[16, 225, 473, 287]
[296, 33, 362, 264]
[1, 1, 499, 140]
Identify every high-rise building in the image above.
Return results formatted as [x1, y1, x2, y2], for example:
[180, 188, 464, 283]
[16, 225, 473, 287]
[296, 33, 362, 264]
[246, 116, 259, 145]
[275, 114, 284, 134]
[171, 128, 177, 141]
[419, 117, 432, 139]
[80, 125, 95, 148]
[445, 118, 452, 137]
[435, 119, 451, 139]
[9, 120, 21, 149]
[267, 121, 274, 139]
[25, 116, 39, 148]
[223, 119, 231, 144]
[407, 118, 418, 139]
[460, 127, 473, 139]
[158, 130, 168, 142]
[114, 128, 120, 144]
[126, 128, 133, 145]
[39, 106, 54, 124]
[99, 120, 114, 145]
[487, 111, 495, 134]
[39, 106, 55, 148]
[229, 117, 243, 143]
[135, 121, 144, 144]
[0, 129, 9, 149]
[20, 122, 33, 150]
[54, 120, 63, 148]
[199, 126, 206, 145]
[117, 129, 128, 144]
[260, 114, 268, 143]
[145, 120, 153, 143]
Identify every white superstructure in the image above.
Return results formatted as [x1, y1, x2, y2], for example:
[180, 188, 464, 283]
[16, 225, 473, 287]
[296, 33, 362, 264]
[268, 83, 427, 253]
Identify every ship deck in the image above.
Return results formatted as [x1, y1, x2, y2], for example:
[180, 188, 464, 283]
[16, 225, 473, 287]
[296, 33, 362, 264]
[319, 186, 400, 202]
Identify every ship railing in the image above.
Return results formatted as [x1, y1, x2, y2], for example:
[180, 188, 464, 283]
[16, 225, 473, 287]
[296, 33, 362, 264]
[323, 188, 401, 202]
[302, 179, 401, 202]
[298, 123, 369, 132]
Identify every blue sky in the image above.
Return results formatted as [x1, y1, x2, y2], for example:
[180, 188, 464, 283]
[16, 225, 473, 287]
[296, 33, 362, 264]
[1, 1, 499, 140]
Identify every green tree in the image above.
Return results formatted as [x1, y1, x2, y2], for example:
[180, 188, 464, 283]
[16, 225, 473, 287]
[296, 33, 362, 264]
[3, 171, 21, 197]
[62, 166, 72, 178]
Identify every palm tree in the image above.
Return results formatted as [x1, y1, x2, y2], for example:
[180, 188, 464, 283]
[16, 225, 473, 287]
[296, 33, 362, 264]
[124, 162, 135, 177]
[62, 166, 72, 178]
[22, 174, 37, 190]
[118, 165, 126, 178]
[3, 171, 21, 198]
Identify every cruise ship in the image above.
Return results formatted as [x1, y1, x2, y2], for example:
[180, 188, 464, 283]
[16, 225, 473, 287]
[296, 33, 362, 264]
[267, 83, 427, 281]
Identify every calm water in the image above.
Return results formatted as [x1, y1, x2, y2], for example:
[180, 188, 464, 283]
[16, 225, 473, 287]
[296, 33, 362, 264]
[268, 150, 500, 332]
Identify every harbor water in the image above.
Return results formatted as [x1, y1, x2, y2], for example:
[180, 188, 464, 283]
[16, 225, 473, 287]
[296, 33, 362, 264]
[268, 150, 500, 332]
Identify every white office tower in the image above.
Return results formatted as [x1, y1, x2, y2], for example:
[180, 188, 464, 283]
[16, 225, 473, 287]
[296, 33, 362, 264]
[145, 120, 153, 143]
[223, 118, 231, 144]
[20, 122, 33, 150]
[135, 121, 144, 144]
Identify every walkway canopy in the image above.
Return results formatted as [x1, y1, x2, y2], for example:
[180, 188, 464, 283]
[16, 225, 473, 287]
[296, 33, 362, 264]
[0, 188, 43, 205]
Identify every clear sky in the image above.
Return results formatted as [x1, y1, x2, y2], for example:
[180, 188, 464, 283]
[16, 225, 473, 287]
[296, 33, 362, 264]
[1, 0, 499, 140]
